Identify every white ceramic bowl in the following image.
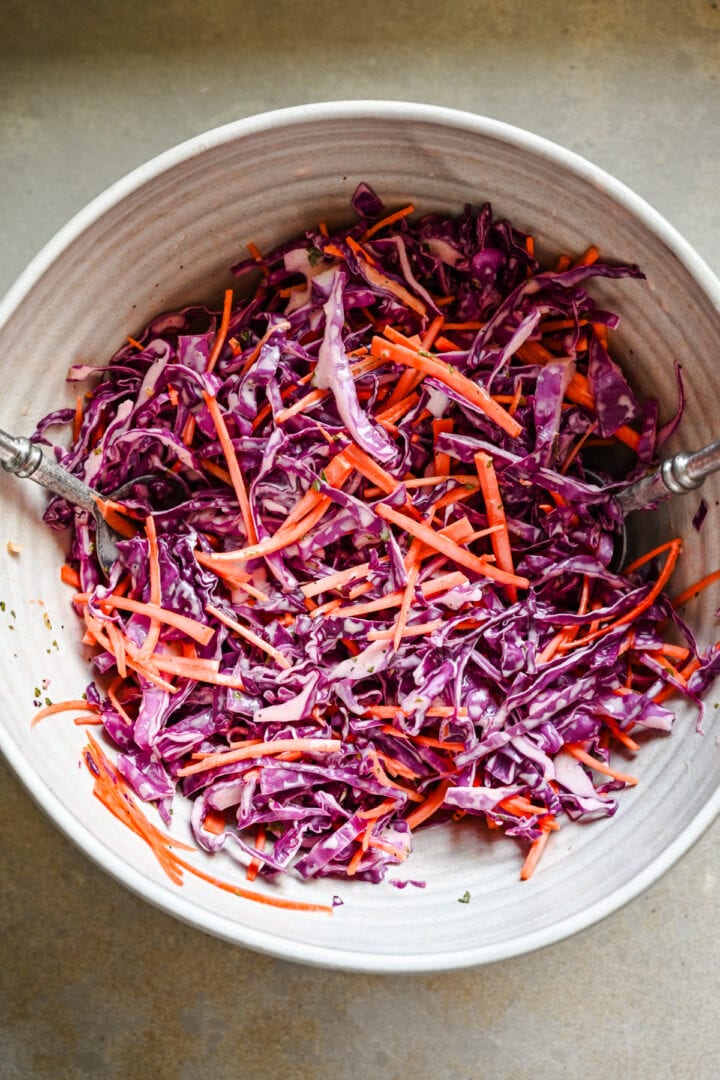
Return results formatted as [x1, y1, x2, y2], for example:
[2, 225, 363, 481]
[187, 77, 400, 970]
[2, 101, 720, 973]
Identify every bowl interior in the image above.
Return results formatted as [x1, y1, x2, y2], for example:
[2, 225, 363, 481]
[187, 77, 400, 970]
[2, 103, 720, 971]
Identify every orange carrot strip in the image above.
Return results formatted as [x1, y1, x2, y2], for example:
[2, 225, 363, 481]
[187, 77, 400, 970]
[196, 499, 332, 573]
[367, 750, 423, 802]
[203, 810, 227, 835]
[301, 562, 371, 599]
[475, 450, 517, 604]
[368, 619, 443, 641]
[564, 743, 638, 785]
[357, 798, 399, 820]
[94, 498, 138, 540]
[421, 314, 445, 351]
[31, 698, 99, 728]
[520, 817, 555, 881]
[432, 417, 453, 476]
[200, 457, 233, 486]
[85, 736, 331, 912]
[672, 568, 720, 609]
[246, 825, 267, 882]
[405, 779, 450, 830]
[392, 541, 422, 651]
[72, 395, 83, 443]
[342, 443, 399, 496]
[80, 594, 213, 646]
[203, 392, 257, 545]
[60, 564, 81, 588]
[653, 656, 702, 704]
[333, 570, 467, 618]
[206, 603, 291, 669]
[563, 540, 682, 650]
[370, 336, 521, 439]
[362, 203, 415, 240]
[376, 751, 422, 782]
[602, 715, 640, 751]
[575, 245, 600, 267]
[206, 289, 233, 374]
[376, 503, 529, 589]
[178, 738, 342, 777]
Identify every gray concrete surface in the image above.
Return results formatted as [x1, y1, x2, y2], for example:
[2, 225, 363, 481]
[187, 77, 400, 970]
[2, 2, 720, 1077]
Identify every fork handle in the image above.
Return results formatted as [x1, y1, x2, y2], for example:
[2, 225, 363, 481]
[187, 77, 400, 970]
[0, 427, 100, 516]
[617, 437, 720, 514]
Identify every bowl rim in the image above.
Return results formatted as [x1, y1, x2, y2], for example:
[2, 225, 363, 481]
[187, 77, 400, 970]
[3, 99, 720, 973]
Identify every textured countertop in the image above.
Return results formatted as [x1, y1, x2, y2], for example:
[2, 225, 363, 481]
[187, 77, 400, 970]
[2, 3, 720, 1077]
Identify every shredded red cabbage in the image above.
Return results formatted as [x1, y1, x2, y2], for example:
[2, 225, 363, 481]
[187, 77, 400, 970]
[34, 186, 719, 885]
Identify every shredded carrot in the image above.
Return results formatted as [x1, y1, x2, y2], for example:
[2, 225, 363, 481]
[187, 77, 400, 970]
[203, 810, 227, 835]
[363, 203, 415, 240]
[575, 245, 600, 268]
[127, 336, 144, 350]
[246, 825, 267, 881]
[376, 503, 529, 589]
[206, 603, 291, 669]
[31, 698, 99, 728]
[202, 391, 257, 545]
[200, 457, 233, 486]
[178, 738, 342, 777]
[206, 289, 233, 374]
[474, 451, 518, 604]
[520, 816, 555, 881]
[371, 336, 522, 439]
[60, 564, 81, 588]
[405, 779, 450, 830]
[76, 592, 214, 646]
[564, 743, 638, 785]
[672, 568, 720, 609]
[83, 736, 332, 912]
[246, 241, 263, 263]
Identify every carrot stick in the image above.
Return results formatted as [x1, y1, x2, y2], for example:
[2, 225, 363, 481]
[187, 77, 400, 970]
[362, 203, 415, 240]
[405, 779, 450, 829]
[520, 817, 555, 881]
[342, 443, 399, 496]
[376, 503, 530, 588]
[206, 289, 233, 374]
[60, 564, 81, 588]
[368, 619, 444, 642]
[370, 336, 522, 439]
[177, 738, 342, 777]
[301, 562, 371, 599]
[246, 825, 267, 881]
[202, 391, 257, 545]
[474, 451, 518, 604]
[206, 603, 291, 669]
[564, 743, 638, 785]
[31, 698, 99, 728]
[574, 245, 600, 267]
[672, 568, 720, 609]
[563, 540, 682, 650]
[421, 314, 445, 351]
[78, 594, 214, 646]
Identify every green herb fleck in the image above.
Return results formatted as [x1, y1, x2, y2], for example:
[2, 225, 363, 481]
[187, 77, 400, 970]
[34, 687, 41, 698]
[44, 697, 53, 707]
[307, 246, 324, 267]
[0, 601, 5, 612]
[458, 890, 471, 904]
[380, 528, 391, 542]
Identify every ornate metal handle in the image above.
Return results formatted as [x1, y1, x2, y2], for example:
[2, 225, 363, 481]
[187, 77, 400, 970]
[0, 427, 100, 516]
[617, 437, 720, 515]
